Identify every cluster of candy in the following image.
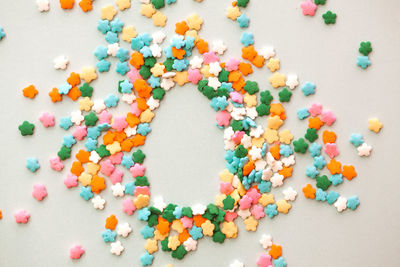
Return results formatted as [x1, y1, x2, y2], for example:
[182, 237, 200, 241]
[10, 0, 383, 266]
[230, 234, 286, 267]
[300, 0, 337, 25]
[357, 41, 372, 69]
[226, 0, 250, 28]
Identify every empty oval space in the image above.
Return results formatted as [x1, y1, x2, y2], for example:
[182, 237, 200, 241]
[144, 85, 225, 207]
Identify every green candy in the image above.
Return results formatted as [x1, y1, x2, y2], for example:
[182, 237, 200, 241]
[163, 58, 174, 71]
[181, 207, 193, 218]
[293, 138, 309, 153]
[144, 57, 156, 67]
[218, 69, 229, 82]
[202, 86, 216, 100]
[316, 175, 332, 191]
[197, 80, 208, 92]
[18, 121, 35, 136]
[149, 207, 162, 215]
[139, 65, 151, 79]
[79, 83, 93, 97]
[243, 80, 259, 95]
[162, 209, 175, 222]
[222, 195, 235, 210]
[132, 149, 146, 164]
[206, 203, 219, 215]
[172, 245, 187, 260]
[305, 128, 318, 143]
[237, 0, 250, 7]
[96, 144, 111, 157]
[234, 144, 247, 158]
[230, 120, 243, 131]
[152, 88, 165, 100]
[256, 104, 270, 116]
[359, 41, 372, 56]
[260, 90, 273, 104]
[314, 0, 326, 5]
[161, 238, 171, 251]
[135, 176, 150, 186]
[57, 145, 71, 160]
[217, 87, 229, 98]
[212, 231, 226, 243]
[322, 11, 337, 25]
[147, 213, 158, 227]
[151, 0, 165, 9]
[278, 87, 292, 102]
[84, 112, 98, 126]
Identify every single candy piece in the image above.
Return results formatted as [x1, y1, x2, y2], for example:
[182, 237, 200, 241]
[70, 245, 85, 260]
[110, 241, 124, 255]
[92, 195, 106, 209]
[22, 85, 39, 99]
[229, 259, 244, 267]
[334, 196, 347, 212]
[259, 234, 272, 249]
[300, 0, 317, 16]
[349, 133, 364, 147]
[357, 142, 372, 157]
[26, 158, 40, 172]
[301, 82, 315, 96]
[368, 117, 383, 133]
[357, 56, 371, 69]
[37, 0, 50, 11]
[322, 11, 337, 24]
[14, 209, 30, 223]
[32, 184, 47, 201]
[54, 55, 69, 70]
[19, 121, 35, 136]
[117, 222, 132, 237]
[0, 26, 5, 40]
[39, 112, 55, 127]
[359, 41, 372, 56]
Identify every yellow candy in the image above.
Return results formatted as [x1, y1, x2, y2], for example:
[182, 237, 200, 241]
[79, 97, 93, 112]
[263, 128, 279, 144]
[86, 162, 100, 175]
[258, 193, 275, 206]
[144, 239, 158, 254]
[186, 14, 203, 30]
[167, 235, 180, 251]
[171, 220, 184, 233]
[221, 221, 238, 238]
[173, 71, 189, 86]
[121, 26, 137, 42]
[219, 169, 233, 183]
[215, 194, 225, 208]
[201, 220, 215, 236]
[80, 66, 97, 83]
[243, 93, 257, 107]
[368, 117, 383, 133]
[101, 5, 117, 21]
[279, 129, 294, 144]
[115, 0, 130, 11]
[152, 11, 167, 27]
[150, 63, 165, 77]
[251, 137, 265, 148]
[154, 229, 168, 241]
[226, 6, 241, 20]
[134, 194, 149, 209]
[140, 4, 155, 18]
[140, 109, 155, 123]
[276, 199, 292, 214]
[267, 58, 280, 72]
[106, 141, 121, 155]
[78, 172, 92, 186]
[268, 116, 283, 130]
[244, 216, 258, 231]
[269, 72, 286, 88]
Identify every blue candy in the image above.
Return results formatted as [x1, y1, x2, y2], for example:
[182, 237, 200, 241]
[26, 158, 40, 172]
[279, 144, 293, 157]
[102, 229, 117, 242]
[274, 257, 287, 267]
[97, 60, 111, 72]
[138, 208, 151, 221]
[110, 18, 124, 33]
[121, 155, 134, 169]
[349, 133, 364, 147]
[124, 182, 136, 195]
[347, 195, 360, 210]
[97, 20, 110, 34]
[85, 138, 98, 151]
[141, 226, 155, 239]
[237, 14, 250, 28]
[316, 188, 327, 201]
[301, 81, 316, 96]
[240, 32, 254, 47]
[210, 96, 228, 111]
[173, 206, 183, 219]
[120, 79, 133, 93]
[189, 226, 203, 240]
[105, 94, 119, 107]
[87, 127, 101, 139]
[80, 186, 93, 200]
[105, 31, 119, 44]
[313, 155, 327, 170]
[140, 252, 154, 266]
[137, 123, 151, 136]
[308, 142, 322, 157]
[357, 56, 371, 69]
[258, 181, 271, 193]
[94, 46, 108, 60]
[265, 204, 278, 219]
[329, 174, 343, 186]
[172, 59, 189, 71]
[62, 135, 76, 148]
[116, 62, 130, 75]
[59, 116, 73, 130]
[147, 76, 160, 88]
[297, 108, 310, 120]
[116, 48, 129, 62]
[326, 191, 340, 205]
[306, 166, 319, 178]
[58, 82, 72, 95]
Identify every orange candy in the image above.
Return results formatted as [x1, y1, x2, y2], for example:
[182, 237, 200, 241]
[60, 0, 75, 9]
[302, 184, 316, 199]
[49, 88, 62, 102]
[79, 0, 93, 12]
[130, 51, 144, 69]
[136, 97, 149, 110]
[278, 166, 293, 179]
[70, 161, 84, 176]
[193, 215, 207, 227]
[175, 21, 189, 35]
[195, 39, 209, 54]
[269, 244, 282, 259]
[121, 139, 134, 152]
[103, 131, 116, 145]
[22, 85, 38, 99]
[67, 86, 81, 101]
[322, 130, 337, 144]
[105, 214, 118, 230]
[308, 117, 324, 130]
[178, 228, 190, 243]
[242, 161, 255, 176]
[76, 149, 90, 163]
[90, 175, 106, 194]
[269, 145, 280, 160]
[251, 55, 265, 68]
[238, 62, 253, 76]
[0, 209, 2, 220]
[342, 165, 357, 180]
[172, 47, 186, 60]
[241, 45, 257, 61]
[326, 159, 341, 175]
[132, 134, 146, 147]
[67, 72, 81, 87]
[126, 113, 140, 127]
[156, 217, 170, 235]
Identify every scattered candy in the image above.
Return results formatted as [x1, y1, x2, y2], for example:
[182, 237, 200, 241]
[70, 245, 85, 259]
[54, 55, 70, 70]
[14, 209, 30, 224]
[32, 183, 47, 201]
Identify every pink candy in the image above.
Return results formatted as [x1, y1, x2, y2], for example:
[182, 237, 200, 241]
[49, 156, 64, 171]
[64, 174, 78, 188]
[130, 102, 141, 116]
[220, 182, 234, 195]
[203, 51, 219, 64]
[98, 110, 112, 124]
[14, 209, 30, 224]
[122, 198, 136, 215]
[224, 211, 238, 222]
[225, 58, 240, 71]
[251, 204, 265, 219]
[127, 67, 143, 83]
[112, 116, 128, 132]
[109, 169, 124, 184]
[308, 102, 323, 117]
[325, 143, 339, 158]
[32, 183, 47, 201]
[230, 91, 243, 103]
[257, 254, 272, 267]
[321, 110, 336, 126]
[187, 68, 202, 84]
[100, 159, 115, 176]
[109, 152, 123, 165]
[300, 0, 317, 16]
[247, 188, 261, 204]
[134, 186, 150, 196]
[73, 126, 87, 140]
[130, 163, 146, 177]
[70, 245, 85, 260]
[239, 195, 252, 210]
[216, 110, 231, 127]
[180, 216, 193, 228]
[39, 112, 55, 127]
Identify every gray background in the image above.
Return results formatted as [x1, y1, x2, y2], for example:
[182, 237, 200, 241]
[0, 0, 399, 266]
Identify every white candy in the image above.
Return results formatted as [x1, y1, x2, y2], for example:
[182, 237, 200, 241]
[110, 241, 124, 256]
[212, 40, 227, 55]
[334, 196, 347, 212]
[36, 0, 50, 12]
[189, 56, 203, 69]
[91, 195, 106, 210]
[286, 74, 299, 89]
[53, 55, 69, 70]
[357, 142, 372, 157]
[283, 187, 298, 201]
[117, 223, 132, 238]
[153, 196, 167, 211]
[111, 183, 125, 197]
[259, 234, 273, 249]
